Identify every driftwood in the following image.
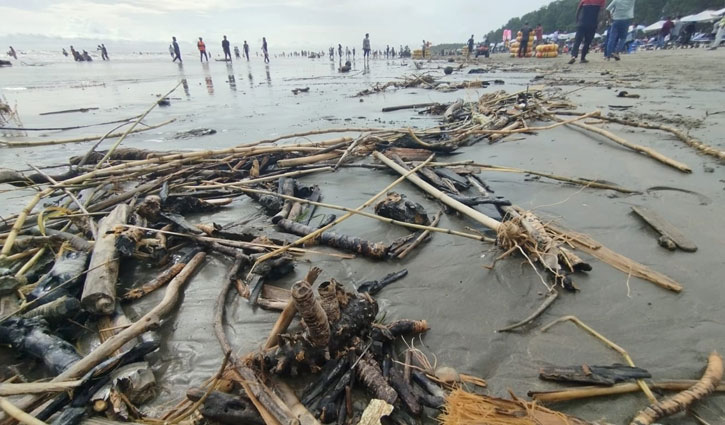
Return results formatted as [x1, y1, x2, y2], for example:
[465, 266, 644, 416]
[122, 263, 185, 301]
[630, 351, 723, 425]
[356, 354, 397, 405]
[539, 364, 651, 386]
[27, 250, 89, 306]
[0, 317, 82, 375]
[275, 219, 389, 259]
[496, 290, 559, 333]
[374, 192, 429, 225]
[21, 296, 81, 322]
[81, 204, 129, 315]
[631, 206, 697, 252]
[357, 270, 408, 295]
[388, 366, 422, 416]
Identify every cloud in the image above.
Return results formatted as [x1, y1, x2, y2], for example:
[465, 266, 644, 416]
[0, 0, 555, 48]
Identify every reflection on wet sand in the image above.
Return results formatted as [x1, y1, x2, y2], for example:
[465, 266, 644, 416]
[202, 63, 214, 95]
[265, 65, 271, 86]
[177, 63, 190, 97]
[226, 63, 236, 91]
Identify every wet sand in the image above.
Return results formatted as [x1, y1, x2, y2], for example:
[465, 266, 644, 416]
[1, 48, 725, 423]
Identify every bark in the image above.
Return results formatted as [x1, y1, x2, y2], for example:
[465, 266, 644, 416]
[540, 364, 651, 386]
[374, 192, 429, 225]
[389, 366, 422, 416]
[276, 219, 389, 259]
[630, 351, 723, 425]
[292, 280, 330, 349]
[317, 280, 341, 324]
[355, 353, 397, 405]
[121, 263, 185, 301]
[0, 317, 81, 375]
[81, 204, 129, 315]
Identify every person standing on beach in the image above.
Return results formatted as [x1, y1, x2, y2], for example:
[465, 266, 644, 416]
[421, 40, 426, 58]
[605, 0, 635, 61]
[658, 17, 674, 49]
[467, 35, 474, 58]
[535, 24, 543, 47]
[338, 43, 342, 58]
[7, 46, 17, 60]
[262, 37, 269, 63]
[568, 0, 605, 64]
[101, 44, 109, 60]
[243, 41, 250, 60]
[198, 37, 208, 62]
[172, 37, 182, 63]
[518, 23, 530, 57]
[222, 36, 231, 61]
[362, 33, 371, 61]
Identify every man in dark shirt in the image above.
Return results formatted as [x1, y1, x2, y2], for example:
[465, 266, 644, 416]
[171, 36, 182, 63]
[569, 0, 605, 64]
[222, 35, 231, 61]
[243, 41, 250, 61]
[467, 34, 474, 58]
[519, 23, 531, 57]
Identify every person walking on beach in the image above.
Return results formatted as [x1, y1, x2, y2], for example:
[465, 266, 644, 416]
[100, 44, 109, 60]
[197, 37, 208, 62]
[243, 41, 250, 61]
[518, 23, 531, 57]
[262, 37, 269, 63]
[467, 35, 474, 58]
[362, 33, 371, 61]
[222, 36, 231, 61]
[7, 46, 17, 60]
[709, 16, 725, 50]
[172, 37, 182, 63]
[605, 0, 635, 61]
[568, 0, 605, 64]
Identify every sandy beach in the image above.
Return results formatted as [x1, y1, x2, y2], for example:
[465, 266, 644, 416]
[1, 47, 724, 424]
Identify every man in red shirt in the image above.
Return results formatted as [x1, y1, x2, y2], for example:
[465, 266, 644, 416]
[659, 17, 674, 49]
[569, 0, 605, 64]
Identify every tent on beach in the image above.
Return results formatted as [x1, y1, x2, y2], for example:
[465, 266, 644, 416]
[643, 20, 665, 33]
[681, 10, 723, 23]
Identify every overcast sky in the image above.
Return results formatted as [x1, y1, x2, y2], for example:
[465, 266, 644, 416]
[0, 0, 554, 50]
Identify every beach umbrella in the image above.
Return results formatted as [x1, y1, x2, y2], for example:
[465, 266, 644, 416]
[643, 20, 665, 32]
[682, 10, 721, 22]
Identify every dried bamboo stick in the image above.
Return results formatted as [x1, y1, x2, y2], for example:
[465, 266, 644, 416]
[0, 119, 176, 148]
[0, 381, 82, 397]
[530, 380, 725, 403]
[95, 81, 183, 169]
[0, 397, 48, 425]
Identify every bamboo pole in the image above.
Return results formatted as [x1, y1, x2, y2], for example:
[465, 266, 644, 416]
[530, 380, 725, 403]
[373, 151, 502, 231]
[0, 119, 176, 148]
[0, 397, 48, 425]
[96, 81, 179, 169]
[0, 381, 82, 396]
[246, 155, 437, 277]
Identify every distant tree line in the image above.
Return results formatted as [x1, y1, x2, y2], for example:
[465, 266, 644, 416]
[485, 0, 725, 41]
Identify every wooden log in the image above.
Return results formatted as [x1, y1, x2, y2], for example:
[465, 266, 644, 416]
[317, 280, 341, 324]
[631, 206, 697, 252]
[630, 351, 723, 425]
[21, 296, 80, 322]
[82, 204, 129, 315]
[121, 263, 185, 301]
[27, 250, 89, 307]
[356, 354, 398, 404]
[0, 317, 82, 375]
[374, 192, 429, 225]
[389, 367, 422, 416]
